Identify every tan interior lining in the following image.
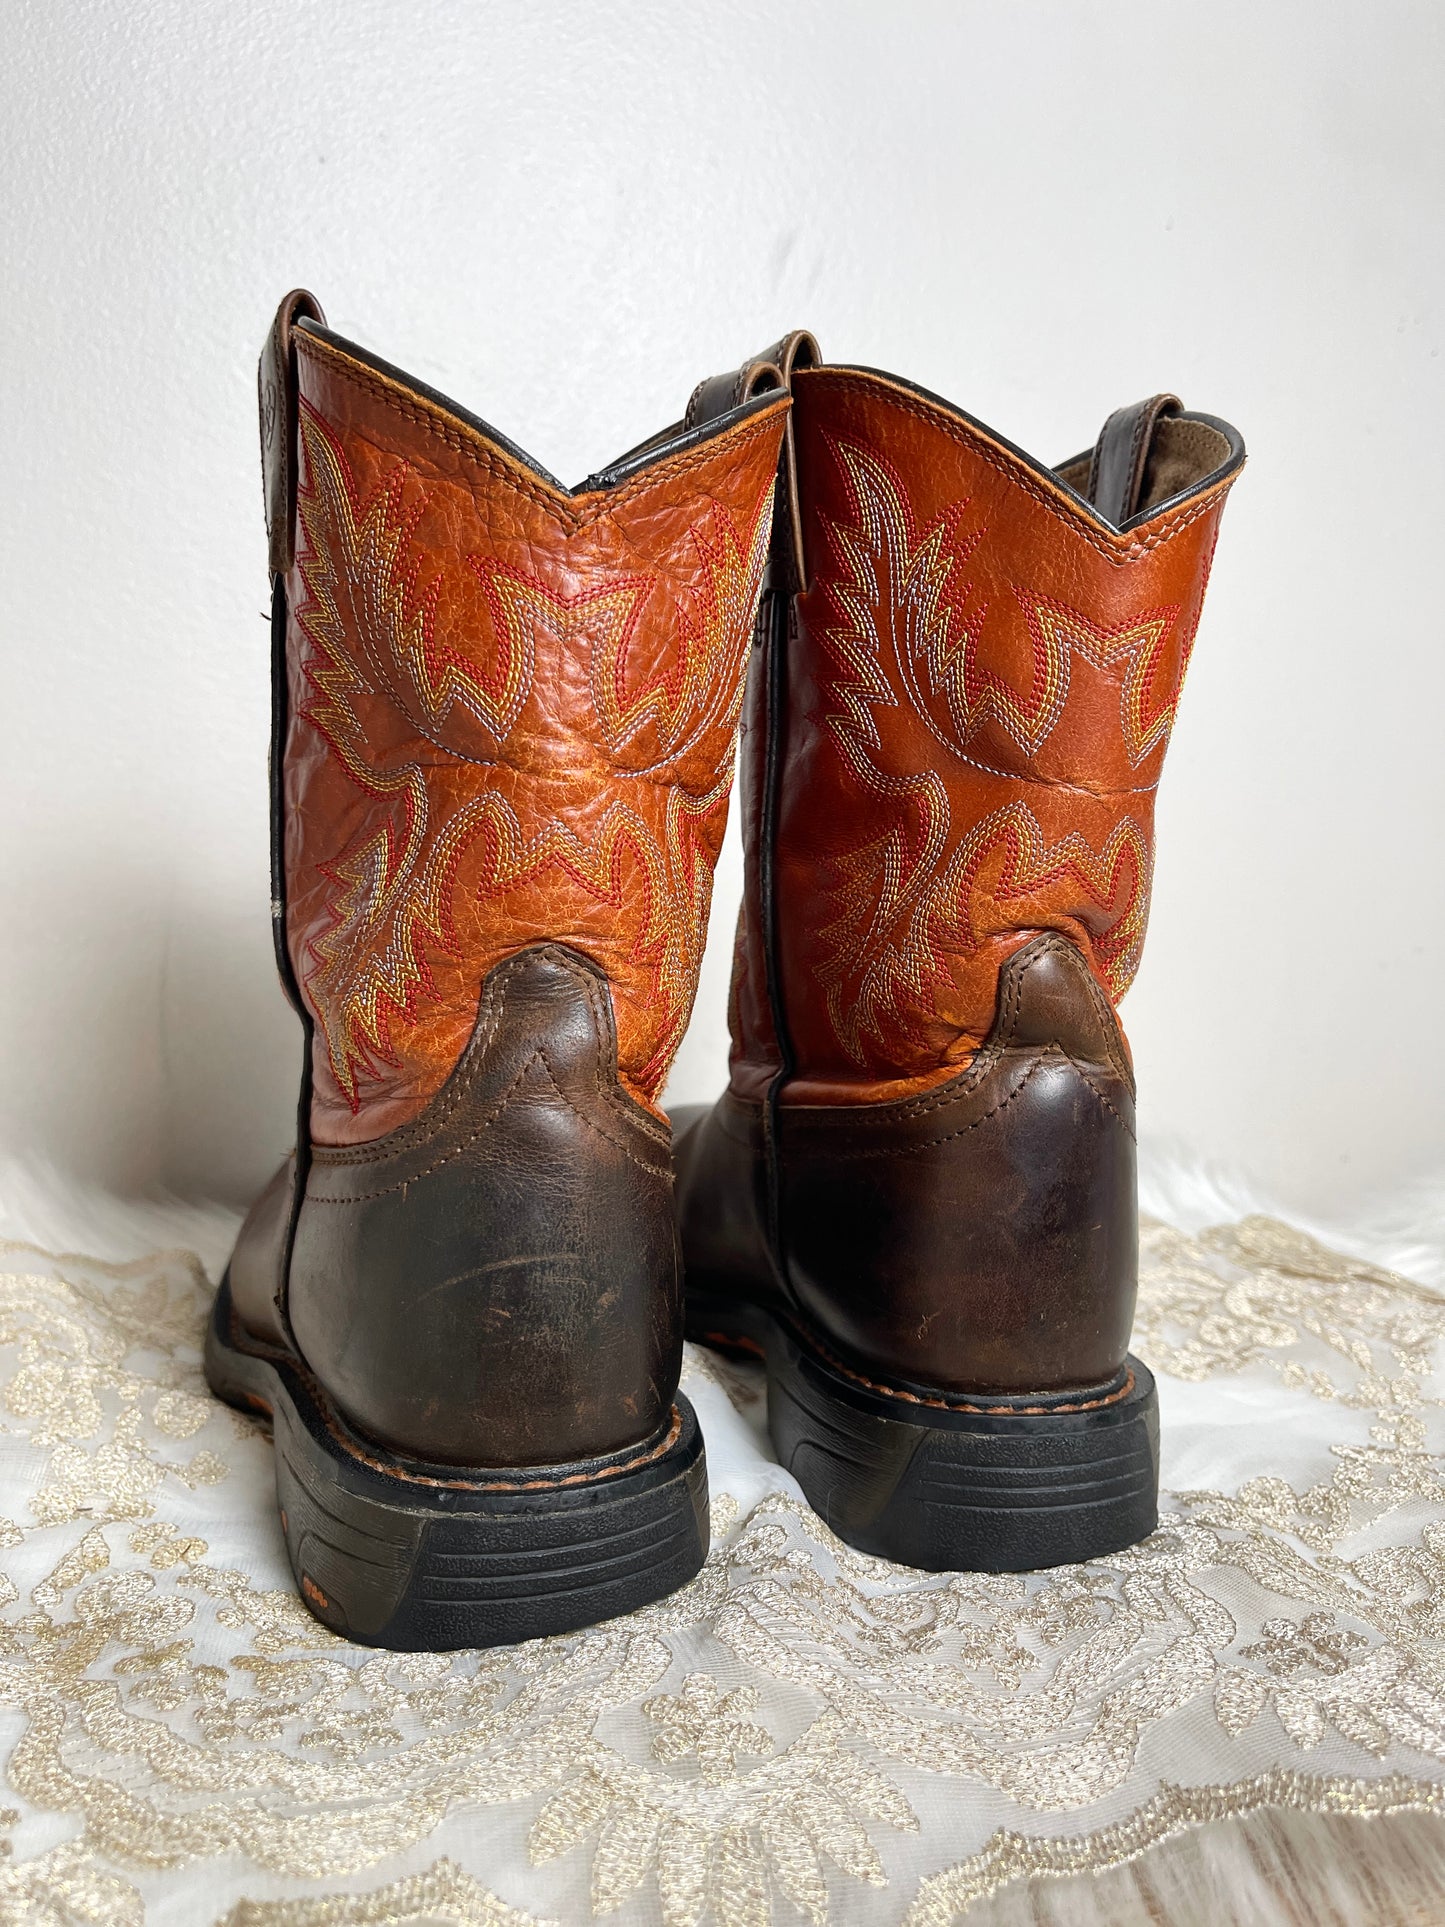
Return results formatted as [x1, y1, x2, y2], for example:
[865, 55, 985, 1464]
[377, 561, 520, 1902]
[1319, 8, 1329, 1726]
[1055, 453, 1092, 493]
[1137, 416, 1231, 513]
[1055, 416, 1230, 521]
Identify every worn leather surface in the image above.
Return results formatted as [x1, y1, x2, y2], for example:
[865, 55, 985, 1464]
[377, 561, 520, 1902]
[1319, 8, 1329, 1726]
[272, 944, 680, 1467]
[679, 934, 1137, 1393]
[739, 363, 1242, 1103]
[280, 321, 788, 1144]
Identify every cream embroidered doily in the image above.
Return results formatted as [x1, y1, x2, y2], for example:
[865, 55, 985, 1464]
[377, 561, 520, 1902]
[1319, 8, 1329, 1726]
[2, 1213, 1444, 1924]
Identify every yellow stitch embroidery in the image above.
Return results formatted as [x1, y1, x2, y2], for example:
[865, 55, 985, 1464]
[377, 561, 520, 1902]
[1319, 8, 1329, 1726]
[291, 404, 774, 1107]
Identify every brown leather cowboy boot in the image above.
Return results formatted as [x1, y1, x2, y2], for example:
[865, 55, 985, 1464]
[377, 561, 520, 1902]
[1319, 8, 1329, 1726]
[206, 293, 789, 1647]
[676, 347, 1243, 1571]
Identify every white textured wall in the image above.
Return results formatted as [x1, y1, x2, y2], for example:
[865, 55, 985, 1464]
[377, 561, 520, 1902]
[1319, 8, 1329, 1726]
[2, 0, 1441, 1217]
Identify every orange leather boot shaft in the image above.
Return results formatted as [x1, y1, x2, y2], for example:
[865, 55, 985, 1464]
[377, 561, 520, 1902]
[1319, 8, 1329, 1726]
[730, 367, 1242, 1104]
[280, 323, 789, 1143]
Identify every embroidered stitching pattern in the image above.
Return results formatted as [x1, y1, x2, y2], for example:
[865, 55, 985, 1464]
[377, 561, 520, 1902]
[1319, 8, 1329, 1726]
[817, 369, 1238, 563]
[1018, 591, 1186, 768]
[309, 950, 672, 1167]
[810, 435, 1178, 1067]
[299, 331, 787, 530]
[588, 490, 771, 769]
[289, 403, 775, 1113]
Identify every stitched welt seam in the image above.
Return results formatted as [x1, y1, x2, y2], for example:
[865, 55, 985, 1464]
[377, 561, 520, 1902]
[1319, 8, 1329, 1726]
[315, 1402, 684, 1492]
[796, 1315, 1137, 1415]
[320, 1403, 685, 1494]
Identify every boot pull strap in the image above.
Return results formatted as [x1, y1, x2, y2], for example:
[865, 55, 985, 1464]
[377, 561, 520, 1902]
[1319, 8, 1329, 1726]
[1086, 392, 1181, 528]
[260, 289, 327, 576]
[685, 329, 820, 592]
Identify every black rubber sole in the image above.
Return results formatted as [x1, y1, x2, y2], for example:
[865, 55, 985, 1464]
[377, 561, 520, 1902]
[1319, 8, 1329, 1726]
[205, 1278, 709, 1649]
[686, 1289, 1158, 1571]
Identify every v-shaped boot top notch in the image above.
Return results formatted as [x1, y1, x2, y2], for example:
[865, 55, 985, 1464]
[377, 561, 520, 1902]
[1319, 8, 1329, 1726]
[684, 329, 1243, 590]
[259, 288, 793, 576]
[798, 363, 1245, 536]
[292, 316, 790, 500]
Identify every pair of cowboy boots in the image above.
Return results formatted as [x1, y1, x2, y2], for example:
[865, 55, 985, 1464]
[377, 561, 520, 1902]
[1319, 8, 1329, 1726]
[208, 293, 1243, 1649]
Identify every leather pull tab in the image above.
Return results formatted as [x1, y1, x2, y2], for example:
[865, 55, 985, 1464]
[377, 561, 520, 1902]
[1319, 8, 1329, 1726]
[684, 356, 784, 429]
[686, 329, 820, 591]
[260, 289, 326, 576]
[1087, 392, 1181, 527]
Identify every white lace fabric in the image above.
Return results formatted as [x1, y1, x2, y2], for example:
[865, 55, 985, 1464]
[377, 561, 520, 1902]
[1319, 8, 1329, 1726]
[1, 1209, 1443, 1924]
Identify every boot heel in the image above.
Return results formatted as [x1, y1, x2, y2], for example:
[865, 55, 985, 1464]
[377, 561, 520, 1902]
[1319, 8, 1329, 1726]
[689, 1293, 1157, 1572]
[208, 1280, 708, 1649]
